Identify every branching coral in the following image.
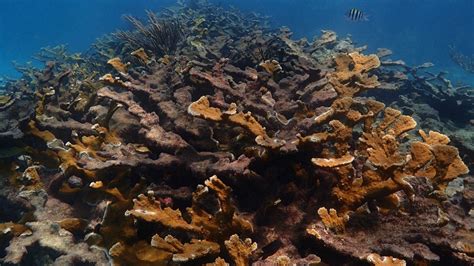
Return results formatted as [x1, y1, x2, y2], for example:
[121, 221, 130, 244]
[316, 207, 349, 234]
[0, 87, 34, 140]
[109, 176, 254, 265]
[224, 234, 258, 266]
[107, 57, 129, 74]
[375, 51, 474, 125]
[366, 253, 406, 266]
[329, 52, 381, 97]
[259, 59, 283, 75]
[188, 96, 284, 149]
[130, 48, 151, 64]
[127, 175, 252, 240]
[306, 61, 468, 212]
[184, 46, 468, 214]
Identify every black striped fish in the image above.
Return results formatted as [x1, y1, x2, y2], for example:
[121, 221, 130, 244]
[346, 8, 368, 21]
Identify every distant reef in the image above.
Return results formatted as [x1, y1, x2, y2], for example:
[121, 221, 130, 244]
[0, 1, 473, 265]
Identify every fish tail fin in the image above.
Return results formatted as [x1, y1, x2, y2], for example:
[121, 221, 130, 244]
[363, 14, 370, 21]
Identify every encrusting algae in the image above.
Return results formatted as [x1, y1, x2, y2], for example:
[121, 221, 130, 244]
[0, 1, 472, 265]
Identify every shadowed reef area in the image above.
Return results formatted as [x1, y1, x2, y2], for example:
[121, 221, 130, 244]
[0, 1, 473, 265]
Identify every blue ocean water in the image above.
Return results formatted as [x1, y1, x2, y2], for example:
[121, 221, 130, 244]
[0, 0, 175, 77]
[1, 0, 473, 84]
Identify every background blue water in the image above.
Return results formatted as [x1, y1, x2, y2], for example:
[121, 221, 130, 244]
[1, 0, 473, 84]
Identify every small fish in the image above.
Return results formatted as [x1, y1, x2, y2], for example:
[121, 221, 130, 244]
[346, 8, 368, 21]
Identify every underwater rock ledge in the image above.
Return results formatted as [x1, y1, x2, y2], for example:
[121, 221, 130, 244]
[0, 1, 473, 265]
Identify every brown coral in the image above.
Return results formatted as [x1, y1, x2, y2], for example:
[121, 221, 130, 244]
[306, 64, 468, 211]
[366, 253, 406, 266]
[116, 176, 253, 264]
[125, 194, 202, 233]
[224, 234, 258, 266]
[188, 95, 284, 149]
[131, 48, 150, 63]
[187, 96, 224, 121]
[317, 207, 349, 234]
[259, 59, 282, 74]
[329, 52, 381, 97]
[312, 154, 354, 168]
[107, 57, 129, 73]
[151, 235, 220, 263]
[0, 3, 471, 266]
[407, 130, 469, 190]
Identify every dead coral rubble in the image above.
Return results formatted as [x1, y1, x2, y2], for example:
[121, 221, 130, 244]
[0, 1, 472, 265]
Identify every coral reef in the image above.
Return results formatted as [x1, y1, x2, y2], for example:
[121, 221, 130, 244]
[367, 47, 474, 171]
[0, 84, 34, 140]
[0, 2, 472, 265]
